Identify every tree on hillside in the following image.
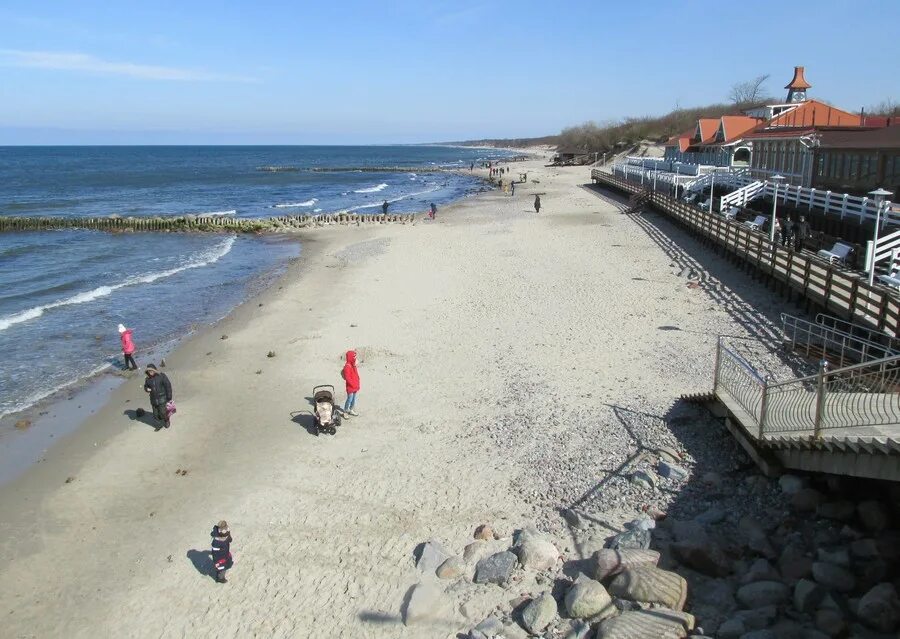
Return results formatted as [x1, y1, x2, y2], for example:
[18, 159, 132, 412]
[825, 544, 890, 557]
[728, 74, 771, 105]
[868, 99, 900, 117]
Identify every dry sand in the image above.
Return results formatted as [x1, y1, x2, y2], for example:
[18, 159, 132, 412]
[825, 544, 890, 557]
[0, 156, 787, 637]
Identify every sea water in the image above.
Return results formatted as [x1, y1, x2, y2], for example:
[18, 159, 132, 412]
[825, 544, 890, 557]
[0, 145, 513, 417]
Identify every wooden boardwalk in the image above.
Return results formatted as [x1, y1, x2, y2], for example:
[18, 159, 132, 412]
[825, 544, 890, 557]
[592, 170, 900, 337]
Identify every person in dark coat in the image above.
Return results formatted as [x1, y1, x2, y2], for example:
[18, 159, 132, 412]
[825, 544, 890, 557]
[211, 521, 233, 583]
[782, 216, 794, 247]
[381, 200, 389, 215]
[429, 202, 437, 219]
[794, 215, 810, 251]
[143, 363, 172, 430]
[534, 194, 541, 213]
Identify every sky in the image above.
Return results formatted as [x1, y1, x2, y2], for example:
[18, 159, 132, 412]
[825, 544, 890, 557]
[1, 0, 898, 145]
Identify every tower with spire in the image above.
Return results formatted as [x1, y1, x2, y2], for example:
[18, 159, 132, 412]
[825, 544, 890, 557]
[785, 66, 811, 103]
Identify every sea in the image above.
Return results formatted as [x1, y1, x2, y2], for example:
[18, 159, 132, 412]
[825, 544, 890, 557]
[0, 145, 514, 419]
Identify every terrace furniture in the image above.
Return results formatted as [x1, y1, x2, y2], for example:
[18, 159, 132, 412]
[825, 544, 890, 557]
[878, 273, 900, 289]
[721, 206, 740, 220]
[817, 242, 853, 265]
[743, 215, 768, 231]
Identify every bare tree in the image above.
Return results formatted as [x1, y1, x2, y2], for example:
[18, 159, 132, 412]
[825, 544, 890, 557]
[867, 98, 900, 117]
[728, 74, 771, 105]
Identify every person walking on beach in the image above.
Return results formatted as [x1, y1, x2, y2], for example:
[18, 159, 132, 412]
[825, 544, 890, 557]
[534, 194, 542, 213]
[782, 216, 794, 248]
[382, 200, 389, 215]
[118, 323, 137, 370]
[510, 181, 515, 197]
[794, 215, 810, 252]
[211, 521, 233, 584]
[143, 364, 172, 431]
[429, 202, 437, 220]
[341, 350, 360, 417]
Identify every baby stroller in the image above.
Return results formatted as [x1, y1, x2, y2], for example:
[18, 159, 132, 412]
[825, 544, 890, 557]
[313, 384, 341, 435]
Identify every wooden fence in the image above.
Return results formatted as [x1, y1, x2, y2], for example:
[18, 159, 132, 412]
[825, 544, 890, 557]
[591, 169, 900, 336]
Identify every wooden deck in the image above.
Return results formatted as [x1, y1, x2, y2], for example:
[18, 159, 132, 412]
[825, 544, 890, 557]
[592, 170, 900, 337]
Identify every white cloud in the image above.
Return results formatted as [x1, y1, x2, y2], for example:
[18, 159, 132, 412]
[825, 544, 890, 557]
[0, 49, 257, 82]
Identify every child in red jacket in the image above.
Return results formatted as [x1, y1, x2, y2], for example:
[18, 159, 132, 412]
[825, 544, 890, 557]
[341, 350, 360, 417]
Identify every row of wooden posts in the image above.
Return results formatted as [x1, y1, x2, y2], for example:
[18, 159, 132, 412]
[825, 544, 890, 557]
[0, 212, 419, 234]
[592, 170, 900, 337]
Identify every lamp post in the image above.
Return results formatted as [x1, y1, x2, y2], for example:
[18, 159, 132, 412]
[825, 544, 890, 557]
[674, 163, 680, 198]
[868, 187, 894, 285]
[769, 174, 785, 244]
[709, 171, 716, 215]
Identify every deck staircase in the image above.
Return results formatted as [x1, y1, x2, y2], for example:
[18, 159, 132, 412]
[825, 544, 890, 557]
[718, 180, 767, 212]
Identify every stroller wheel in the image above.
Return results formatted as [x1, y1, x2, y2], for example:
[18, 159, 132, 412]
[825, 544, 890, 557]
[327, 426, 337, 435]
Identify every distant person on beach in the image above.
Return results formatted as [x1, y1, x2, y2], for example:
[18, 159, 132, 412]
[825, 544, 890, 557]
[470, 162, 474, 171]
[211, 521, 233, 584]
[782, 216, 794, 247]
[143, 364, 172, 431]
[341, 350, 360, 417]
[794, 216, 810, 251]
[382, 200, 389, 215]
[534, 194, 541, 213]
[429, 202, 437, 219]
[118, 323, 137, 370]
[510, 182, 515, 196]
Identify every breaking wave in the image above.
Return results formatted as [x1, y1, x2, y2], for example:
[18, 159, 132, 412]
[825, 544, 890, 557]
[274, 199, 318, 208]
[354, 183, 389, 194]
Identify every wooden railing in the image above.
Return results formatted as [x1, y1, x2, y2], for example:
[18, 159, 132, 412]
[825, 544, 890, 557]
[591, 169, 900, 336]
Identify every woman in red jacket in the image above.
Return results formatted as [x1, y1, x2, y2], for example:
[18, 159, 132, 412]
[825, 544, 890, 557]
[341, 350, 360, 417]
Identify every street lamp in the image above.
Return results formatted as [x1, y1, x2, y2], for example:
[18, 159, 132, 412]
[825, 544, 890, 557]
[769, 175, 785, 243]
[868, 187, 894, 285]
[709, 171, 716, 215]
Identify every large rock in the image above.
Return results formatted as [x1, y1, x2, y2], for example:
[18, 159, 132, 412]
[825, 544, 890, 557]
[469, 616, 504, 639]
[474, 551, 517, 586]
[735, 581, 790, 608]
[857, 583, 900, 633]
[417, 540, 451, 575]
[794, 578, 826, 613]
[815, 608, 847, 637]
[404, 582, 448, 625]
[735, 605, 778, 631]
[606, 527, 651, 551]
[671, 540, 732, 577]
[520, 593, 557, 634]
[596, 609, 692, 639]
[857, 500, 890, 532]
[739, 516, 776, 558]
[593, 548, 660, 580]
[463, 540, 491, 564]
[850, 538, 880, 560]
[608, 565, 688, 610]
[816, 547, 850, 567]
[658, 460, 689, 482]
[515, 537, 559, 571]
[817, 501, 855, 521]
[812, 562, 855, 592]
[716, 617, 745, 639]
[695, 507, 727, 525]
[565, 575, 615, 620]
[778, 543, 813, 582]
[741, 558, 780, 585]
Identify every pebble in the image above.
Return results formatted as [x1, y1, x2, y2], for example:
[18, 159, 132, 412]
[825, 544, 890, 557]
[474, 551, 517, 586]
[403, 582, 447, 625]
[520, 593, 557, 634]
[565, 575, 615, 620]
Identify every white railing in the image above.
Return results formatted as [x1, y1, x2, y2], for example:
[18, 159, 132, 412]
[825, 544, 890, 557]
[719, 181, 767, 211]
[686, 169, 753, 194]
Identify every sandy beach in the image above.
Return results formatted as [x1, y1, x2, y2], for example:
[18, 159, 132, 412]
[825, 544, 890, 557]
[0, 156, 790, 638]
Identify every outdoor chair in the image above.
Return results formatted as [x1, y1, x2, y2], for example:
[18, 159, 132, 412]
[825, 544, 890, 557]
[877, 272, 900, 289]
[697, 199, 710, 210]
[816, 242, 853, 265]
[743, 215, 767, 231]
[721, 206, 740, 220]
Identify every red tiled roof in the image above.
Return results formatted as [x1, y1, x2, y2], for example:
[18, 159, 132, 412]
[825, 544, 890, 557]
[785, 66, 812, 90]
[719, 116, 765, 143]
[742, 100, 863, 140]
[696, 118, 719, 144]
[665, 128, 694, 152]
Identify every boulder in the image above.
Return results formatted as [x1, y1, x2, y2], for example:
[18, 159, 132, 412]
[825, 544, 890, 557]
[515, 537, 559, 571]
[794, 578, 826, 613]
[741, 558, 780, 585]
[791, 488, 826, 512]
[404, 582, 448, 625]
[734, 605, 778, 630]
[701, 471, 723, 488]
[857, 501, 890, 532]
[658, 460, 689, 482]
[463, 541, 491, 564]
[735, 581, 790, 608]
[778, 543, 813, 582]
[596, 609, 692, 639]
[816, 547, 850, 567]
[739, 516, 776, 559]
[816, 501, 855, 521]
[520, 593, 557, 634]
[850, 538, 880, 560]
[778, 474, 805, 495]
[606, 527, 651, 551]
[470, 616, 504, 639]
[608, 565, 688, 611]
[437, 556, 465, 580]
[857, 583, 900, 633]
[417, 540, 451, 576]
[812, 562, 856, 592]
[814, 608, 847, 637]
[565, 575, 615, 620]
[474, 551, 517, 586]
[671, 540, 732, 577]
[631, 470, 656, 490]
[716, 617, 745, 639]
[593, 548, 660, 580]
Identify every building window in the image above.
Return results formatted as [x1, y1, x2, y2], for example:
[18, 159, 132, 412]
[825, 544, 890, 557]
[849, 154, 859, 181]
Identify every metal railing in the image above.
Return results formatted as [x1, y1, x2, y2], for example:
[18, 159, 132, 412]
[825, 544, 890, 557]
[815, 314, 900, 353]
[782, 313, 899, 368]
[714, 336, 900, 438]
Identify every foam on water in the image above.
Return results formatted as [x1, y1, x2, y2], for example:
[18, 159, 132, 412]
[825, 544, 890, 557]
[0, 236, 236, 332]
[193, 209, 237, 217]
[354, 183, 389, 194]
[274, 199, 318, 208]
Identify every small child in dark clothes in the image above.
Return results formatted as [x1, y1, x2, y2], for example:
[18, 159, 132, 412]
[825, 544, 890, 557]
[211, 520, 233, 583]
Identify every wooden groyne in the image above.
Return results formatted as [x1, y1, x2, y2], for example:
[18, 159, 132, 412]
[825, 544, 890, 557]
[0, 213, 418, 234]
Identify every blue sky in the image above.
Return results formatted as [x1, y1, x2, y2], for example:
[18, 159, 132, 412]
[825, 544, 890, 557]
[1, 0, 898, 144]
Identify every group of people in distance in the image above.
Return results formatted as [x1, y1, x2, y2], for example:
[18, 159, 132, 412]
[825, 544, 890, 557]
[774, 215, 811, 251]
[115, 325, 364, 585]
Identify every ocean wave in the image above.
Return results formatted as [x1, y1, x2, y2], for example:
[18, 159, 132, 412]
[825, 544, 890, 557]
[274, 199, 318, 208]
[354, 183, 389, 194]
[0, 362, 113, 420]
[347, 185, 441, 212]
[0, 236, 236, 332]
[194, 210, 236, 217]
